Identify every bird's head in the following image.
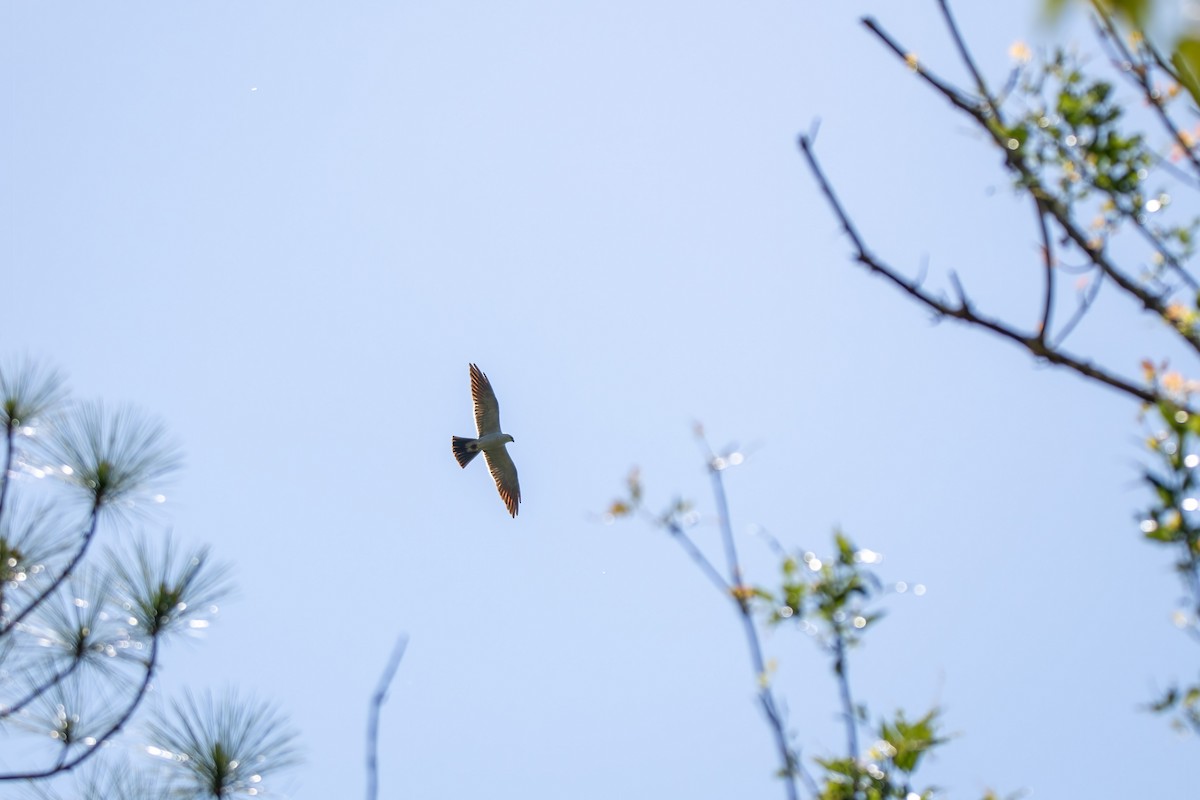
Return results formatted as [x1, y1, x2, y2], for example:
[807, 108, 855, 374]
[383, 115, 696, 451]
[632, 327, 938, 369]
[503, 434, 515, 444]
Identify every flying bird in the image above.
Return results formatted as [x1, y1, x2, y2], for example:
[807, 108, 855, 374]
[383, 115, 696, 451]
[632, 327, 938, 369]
[452, 363, 520, 517]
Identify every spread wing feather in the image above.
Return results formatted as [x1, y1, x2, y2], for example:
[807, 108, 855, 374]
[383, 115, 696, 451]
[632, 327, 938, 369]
[470, 363, 502, 436]
[483, 447, 521, 517]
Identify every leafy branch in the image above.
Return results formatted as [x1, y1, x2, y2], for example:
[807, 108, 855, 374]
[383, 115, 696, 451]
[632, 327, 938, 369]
[0, 358, 298, 796]
[801, 0, 1200, 412]
[799, 0, 1200, 744]
[608, 432, 974, 799]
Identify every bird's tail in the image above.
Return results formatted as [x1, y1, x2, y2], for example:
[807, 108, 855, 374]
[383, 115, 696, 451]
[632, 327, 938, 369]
[452, 436, 481, 468]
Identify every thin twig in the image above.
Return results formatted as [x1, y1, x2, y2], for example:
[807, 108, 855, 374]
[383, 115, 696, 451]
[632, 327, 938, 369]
[706, 455, 744, 588]
[861, 17, 983, 121]
[1034, 198, 1056, 343]
[656, 462, 804, 799]
[1050, 266, 1105, 349]
[1126, 204, 1200, 292]
[707, 466, 800, 800]
[948, 271, 969, 308]
[832, 633, 859, 760]
[367, 634, 409, 800]
[662, 517, 732, 595]
[937, 0, 999, 121]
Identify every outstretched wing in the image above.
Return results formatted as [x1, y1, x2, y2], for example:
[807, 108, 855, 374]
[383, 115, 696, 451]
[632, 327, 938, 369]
[470, 363, 502, 436]
[483, 447, 521, 517]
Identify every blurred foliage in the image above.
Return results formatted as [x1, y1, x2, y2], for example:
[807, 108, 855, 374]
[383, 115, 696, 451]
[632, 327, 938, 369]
[1136, 382, 1200, 735]
[612, 2, 1200, 793]
[762, 534, 946, 799]
[814, 710, 944, 800]
[609, 467, 999, 799]
[1044, 0, 1152, 25]
[918, 0, 1200, 748]
[1015, 2, 1200, 739]
[804, 0, 1200, 773]
[1043, 0, 1200, 105]
[991, 33, 1200, 319]
[0, 358, 297, 798]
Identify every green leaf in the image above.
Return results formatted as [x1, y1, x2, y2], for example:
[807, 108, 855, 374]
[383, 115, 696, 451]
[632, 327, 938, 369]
[814, 756, 859, 777]
[1102, 0, 1152, 24]
[1144, 471, 1176, 506]
[880, 709, 944, 774]
[835, 532, 856, 565]
[1005, 124, 1029, 149]
[1173, 38, 1200, 110]
[1144, 526, 1177, 543]
[1040, 0, 1071, 23]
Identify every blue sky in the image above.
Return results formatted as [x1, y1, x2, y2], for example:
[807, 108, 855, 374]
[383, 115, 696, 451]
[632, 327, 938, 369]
[3, 1, 1195, 797]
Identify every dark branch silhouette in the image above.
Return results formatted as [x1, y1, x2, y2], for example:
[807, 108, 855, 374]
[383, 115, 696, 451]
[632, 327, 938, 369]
[797, 133, 1160, 406]
[367, 633, 409, 800]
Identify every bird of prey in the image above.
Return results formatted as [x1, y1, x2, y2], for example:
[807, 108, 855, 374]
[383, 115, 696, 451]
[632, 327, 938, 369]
[452, 363, 521, 517]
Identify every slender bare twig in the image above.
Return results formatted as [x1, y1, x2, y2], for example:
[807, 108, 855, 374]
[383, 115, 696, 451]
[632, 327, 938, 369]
[0, 506, 100, 638]
[861, 17, 982, 120]
[706, 452, 744, 588]
[646, 452, 810, 799]
[1034, 198, 1057, 342]
[1125, 207, 1198, 293]
[937, 0, 999, 121]
[705, 463, 801, 800]
[832, 633, 859, 760]
[1124, 203, 1199, 292]
[660, 517, 732, 595]
[367, 634, 409, 800]
[798, 133, 1163, 407]
[1050, 266, 1105, 349]
[1136, 17, 1189, 87]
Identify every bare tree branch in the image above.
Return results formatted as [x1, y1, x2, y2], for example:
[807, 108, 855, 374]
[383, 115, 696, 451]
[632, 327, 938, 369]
[660, 517, 733, 595]
[937, 0, 999, 121]
[797, 134, 1162, 406]
[704, 462, 802, 800]
[367, 634, 409, 800]
[1034, 197, 1057, 343]
[832, 631, 859, 761]
[635, 446, 809, 799]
